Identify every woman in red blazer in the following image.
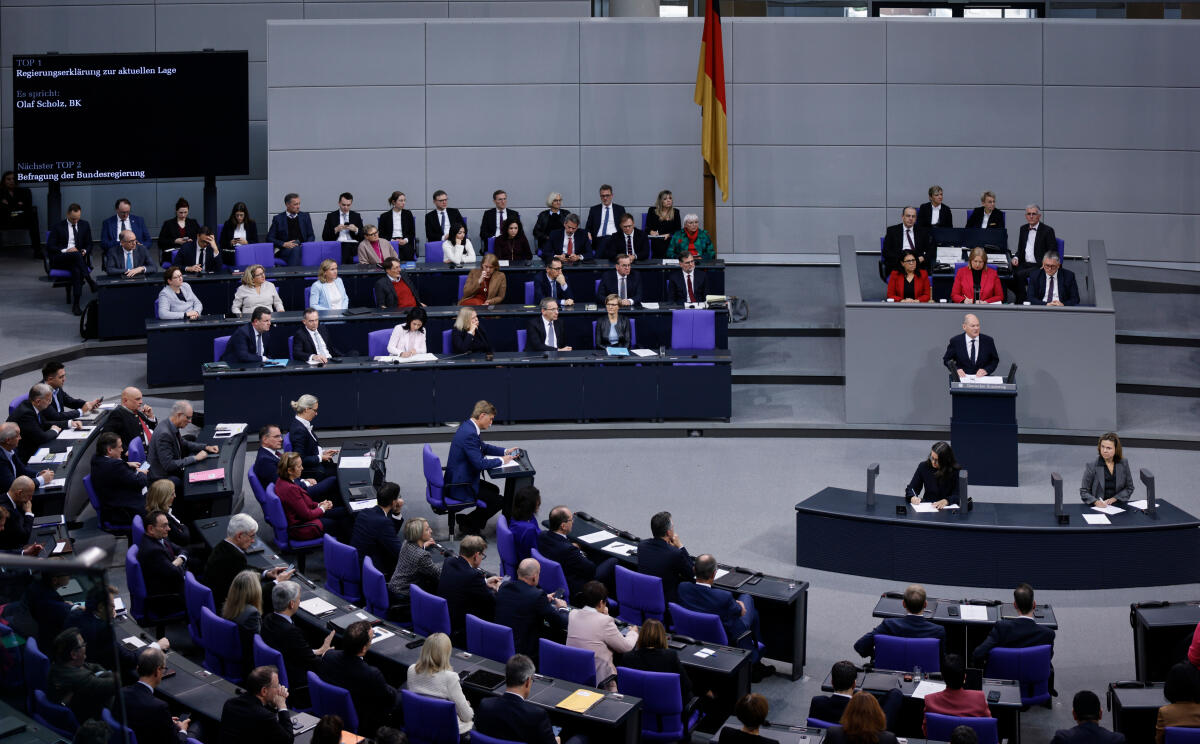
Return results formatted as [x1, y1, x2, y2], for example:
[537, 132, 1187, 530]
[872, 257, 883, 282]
[886, 251, 932, 302]
[952, 246, 1004, 304]
[274, 452, 348, 541]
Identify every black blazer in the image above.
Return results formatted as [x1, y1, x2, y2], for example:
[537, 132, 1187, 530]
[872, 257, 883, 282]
[634, 538, 694, 604]
[1050, 722, 1127, 744]
[138, 535, 185, 598]
[618, 646, 692, 704]
[494, 578, 567, 658]
[541, 229, 592, 263]
[219, 219, 259, 256]
[373, 273, 422, 309]
[942, 332, 999, 376]
[479, 208, 523, 245]
[646, 210, 682, 242]
[350, 505, 404, 578]
[122, 682, 188, 744]
[438, 554, 495, 644]
[882, 223, 934, 275]
[1015, 223, 1059, 269]
[595, 315, 632, 349]
[1027, 267, 1080, 306]
[254, 448, 282, 494]
[157, 218, 200, 253]
[853, 613, 947, 658]
[598, 269, 643, 305]
[8, 399, 58, 461]
[965, 208, 1006, 230]
[536, 531, 599, 598]
[667, 270, 708, 304]
[261, 612, 318, 691]
[532, 210, 566, 247]
[0, 448, 39, 496]
[287, 419, 326, 475]
[222, 323, 271, 364]
[377, 210, 417, 260]
[452, 326, 491, 354]
[201, 539, 249, 610]
[46, 219, 94, 255]
[321, 210, 363, 242]
[291, 325, 343, 361]
[0, 494, 33, 550]
[475, 692, 557, 744]
[89, 454, 148, 512]
[42, 386, 86, 423]
[603, 229, 651, 262]
[809, 693, 852, 725]
[173, 241, 226, 274]
[917, 202, 954, 229]
[526, 317, 567, 352]
[317, 650, 398, 736]
[971, 616, 1056, 665]
[586, 203, 627, 239]
[219, 693, 295, 744]
[425, 208, 465, 243]
[103, 405, 157, 459]
[905, 460, 961, 506]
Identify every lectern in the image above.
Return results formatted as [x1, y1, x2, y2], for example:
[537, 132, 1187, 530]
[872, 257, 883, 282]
[950, 380, 1018, 486]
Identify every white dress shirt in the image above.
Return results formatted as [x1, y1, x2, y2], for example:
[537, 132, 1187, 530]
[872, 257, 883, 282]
[1024, 226, 1039, 263]
[390, 209, 405, 239]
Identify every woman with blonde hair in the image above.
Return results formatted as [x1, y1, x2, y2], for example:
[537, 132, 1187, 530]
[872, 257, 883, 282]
[145, 479, 191, 546]
[450, 306, 490, 354]
[646, 189, 681, 258]
[406, 632, 474, 734]
[308, 259, 348, 310]
[459, 253, 507, 305]
[951, 246, 1003, 304]
[221, 569, 263, 667]
[289, 394, 338, 482]
[532, 192, 566, 247]
[231, 263, 285, 314]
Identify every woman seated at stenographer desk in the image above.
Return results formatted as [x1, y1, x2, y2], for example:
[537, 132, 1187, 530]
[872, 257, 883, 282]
[907, 441, 962, 510]
[951, 246, 1004, 304]
[1080, 431, 1134, 507]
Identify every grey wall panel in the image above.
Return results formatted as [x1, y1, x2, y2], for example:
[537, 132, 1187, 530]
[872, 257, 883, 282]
[733, 84, 884, 146]
[426, 146, 579, 213]
[580, 19, 707, 84]
[1044, 22, 1200, 87]
[267, 148, 426, 218]
[247, 121, 269, 180]
[886, 147, 1043, 220]
[303, 2, 448, 18]
[1044, 149, 1200, 215]
[248, 62, 268, 122]
[268, 86, 425, 150]
[733, 207, 886, 255]
[580, 84, 699, 146]
[735, 146, 885, 208]
[1, 5, 155, 54]
[732, 19, 884, 84]
[886, 85, 1042, 148]
[267, 20, 425, 87]
[1050, 212, 1200, 264]
[886, 21, 1041, 85]
[426, 85, 578, 147]
[580, 145, 702, 213]
[1044, 86, 1200, 152]
[155, 3, 300, 61]
[449, 1, 588, 17]
[425, 20, 577, 84]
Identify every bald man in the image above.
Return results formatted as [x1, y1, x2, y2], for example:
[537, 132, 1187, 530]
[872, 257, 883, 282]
[0, 422, 53, 495]
[942, 313, 999, 379]
[102, 387, 158, 459]
[0, 476, 36, 551]
[102, 229, 156, 278]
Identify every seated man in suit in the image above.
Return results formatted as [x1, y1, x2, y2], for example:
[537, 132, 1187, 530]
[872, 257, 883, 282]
[40, 361, 100, 423]
[48, 628, 115, 725]
[202, 513, 292, 610]
[923, 654, 990, 728]
[102, 387, 157, 460]
[495, 557, 569, 658]
[1051, 690, 1126, 744]
[262, 581, 334, 706]
[585, 184, 625, 243]
[972, 583, 1056, 666]
[1012, 204, 1058, 304]
[533, 257, 575, 306]
[220, 665, 296, 743]
[438, 535, 503, 645]
[678, 553, 774, 680]
[350, 481, 405, 577]
[445, 400, 519, 536]
[882, 206, 934, 276]
[373, 257, 423, 310]
[223, 307, 274, 364]
[317, 620, 401, 736]
[173, 227, 225, 274]
[265, 192, 312, 267]
[667, 253, 708, 304]
[425, 189, 464, 244]
[0, 423, 53, 494]
[536, 506, 616, 601]
[147, 400, 217, 489]
[1027, 252, 1079, 307]
[853, 584, 946, 660]
[100, 198, 153, 253]
[526, 298, 573, 352]
[291, 308, 344, 363]
[321, 192, 363, 262]
[942, 313, 1000, 381]
[89, 432, 148, 526]
[603, 213, 651, 262]
[480, 189, 522, 247]
[139, 509, 188, 614]
[0, 476, 37, 552]
[598, 253, 643, 307]
[811, 660, 903, 729]
[541, 213, 591, 265]
[636, 511, 695, 605]
[255, 423, 336, 501]
[45, 203, 96, 314]
[124, 646, 192, 744]
[475, 654, 571, 744]
[103, 229, 157, 278]
[9, 383, 81, 460]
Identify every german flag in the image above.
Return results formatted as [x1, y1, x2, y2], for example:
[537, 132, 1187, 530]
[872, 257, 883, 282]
[694, 0, 729, 202]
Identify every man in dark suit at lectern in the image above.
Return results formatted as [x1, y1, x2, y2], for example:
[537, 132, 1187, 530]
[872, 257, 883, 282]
[943, 313, 999, 380]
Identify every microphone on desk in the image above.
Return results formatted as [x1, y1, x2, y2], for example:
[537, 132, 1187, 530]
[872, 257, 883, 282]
[958, 471, 969, 516]
[1051, 473, 1064, 516]
[1140, 469, 1157, 515]
[866, 463, 880, 508]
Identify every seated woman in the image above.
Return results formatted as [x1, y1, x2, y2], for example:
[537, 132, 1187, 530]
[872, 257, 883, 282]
[669, 213, 715, 261]
[951, 246, 1003, 304]
[442, 225, 476, 265]
[567, 581, 639, 691]
[275, 451, 348, 541]
[460, 253, 507, 306]
[1156, 662, 1200, 744]
[156, 266, 203, 320]
[387, 306, 428, 358]
[157, 197, 200, 263]
[221, 569, 263, 670]
[965, 190, 1005, 229]
[595, 293, 633, 348]
[309, 259, 348, 311]
[231, 263, 284, 315]
[289, 394, 339, 483]
[532, 192, 566, 248]
[176, 226, 225, 274]
[824, 692, 898, 744]
[220, 201, 259, 265]
[885, 251, 931, 303]
[356, 225, 398, 267]
[1080, 431, 1134, 507]
[145, 479, 192, 548]
[719, 692, 776, 743]
[646, 190, 682, 259]
[406, 633, 474, 735]
[451, 307, 491, 354]
[387, 517, 441, 602]
[619, 619, 694, 708]
[508, 485, 541, 562]
[492, 217, 532, 262]
[907, 441, 961, 510]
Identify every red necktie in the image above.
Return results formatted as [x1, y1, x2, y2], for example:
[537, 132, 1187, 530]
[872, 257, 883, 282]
[567, 236, 574, 256]
[686, 273, 695, 302]
[140, 418, 153, 446]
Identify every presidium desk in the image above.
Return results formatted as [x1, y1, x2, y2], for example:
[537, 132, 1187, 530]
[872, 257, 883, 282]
[794, 488, 1200, 590]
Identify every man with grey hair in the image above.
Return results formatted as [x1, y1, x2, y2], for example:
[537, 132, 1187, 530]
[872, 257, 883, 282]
[438, 535, 503, 645]
[0, 476, 37, 551]
[201, 513, 291, 609]
[526, 298, 572, 352]
[1027, 243, 1079, 307]
[495, 557, 568, 658]
[0, 422, 53, 494]
[883, 205, 934, 275]
[8, 383, 81, 461]
[475, 653, 564, 744]
[1013, 203, 1058, 304]
[678, 552, 773, 679]
[262, 580, 334, 707]
[147, 400, 217, 487]
[122, 646, 191, 743]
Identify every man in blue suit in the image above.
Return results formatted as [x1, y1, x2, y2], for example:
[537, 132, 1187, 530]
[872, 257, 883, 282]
[584, 184, 625, 243]
[438, 535, 502, 645]
[635, 511, 694, 605]
[350, 481, 405, 577]
[253, 424, 336, 501]
[0, 422, 53, 495]
[103, 230, 156, 277]
[265, 192, 311, 266]
[540, 214, 591, 265]
[1027, 252, 1080, 307]
[678, 553, 774, 680]
[123, 646, 192, 744]
[99, 198, 152, 253]
[89, 432, 148, 526]
[222, 307, 273, 364]
[494, 557, 569, 658]
[942, 313, 999, 380]
[532, 257, 575, 306]
[972, 582, 1056, 664]
[853, 583, 946, 659]
[536, 506, 617, 600]
[446, 401, 519, 536]
[597, 254, 643, 307]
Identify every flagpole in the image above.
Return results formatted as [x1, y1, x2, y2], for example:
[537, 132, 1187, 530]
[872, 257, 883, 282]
[703, 161, 716, 258]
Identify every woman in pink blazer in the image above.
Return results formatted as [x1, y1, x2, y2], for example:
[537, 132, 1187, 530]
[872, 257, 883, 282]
[566, 581, 638, 691]
[952, 246, 1004, 304]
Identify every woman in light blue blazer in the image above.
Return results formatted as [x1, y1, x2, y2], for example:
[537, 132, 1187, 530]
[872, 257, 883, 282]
[156, 266, 203, 319]
[308, 258, 348, 311]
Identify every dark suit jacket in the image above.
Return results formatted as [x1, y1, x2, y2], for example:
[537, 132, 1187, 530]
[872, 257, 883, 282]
[942, 332, 1000, 376]
[603, 229, 651, 262]
[598, 269, 643, 305]
[965, 208, 1006, 230]
[254, 448, 282, 494]
[809, 693, 852, 725]
[678, 581, 750, 644]
[122, 682, 188, 744]
[287, 419, 325, 475]
[475, 691, 557, 744]
[536, 531, 598, 598]
[618, 646, 693, 704]
[90, 454, 148, 513]
[438, 554, 495, 643]
[261, 612, 318, 691]
[42, 386, 86, 423]
[480, 208, 523, 245]
[291, 325, 343, 361]
[172, 242, 226, 274]
[1051, 722, 1126, 744]
[917, 202, 954, 229]
[219, 219, 260, 255]
[0, 494, 33, 550]
[971, 616, 1056, 664]
[201, 539, 249, 610]
[425, 208, 465, 243]
[377, 210, 417, 259]
[148, 417, 206, 481]
[267, 212, 315, 251]
[595, 316, 633, 349]
[533, 271, 575, 303]
[46, 219, 94, 255]
[222, 323, 271, 363]
[853, 613, 946, 658]
[317, 649, 398, 736]
[882, 223, 934, 275]
[103, 405, 157, 459]
[1080, 457, 1134, 505]
[101, 214, 153, 252]
[103, 245, 157, 276]
[373, 273, 422, 309]
[635, 538, 694, 604]
[494, 578, 567, 658]
[446, 420, 504, 497]
[451, 326, 491, 354]
[1015, 223, 1058, 269]
[1027, 267, 1080, 306]
[157, 218, 200, 253]
[220, 692, 295, 744]
[667, 270, 708, 304]
[138, 535, 185, 599]
[351, 505, 404, 578]
[8, 399, 58, 461]
[322, 209, 364, 243]
[0, 448, 39, 496]
[526, 317, 567, 352]
[586, 203, 627, 239]
[541, 229, 592, 263]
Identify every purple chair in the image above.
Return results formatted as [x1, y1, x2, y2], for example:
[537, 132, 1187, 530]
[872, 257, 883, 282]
[594, 278, 601, 297]
[253, 634, 289, 687]
[425, 239, 445, 263]
[307, 671, 359, 733]
[368, 328, 391, 357]
[668, 602, 729, 644]
[807, 718, 837, 729]
[457, 273, 468, 300]
[213, 335, 231, 362]
[487, 237, 496, 254]
[530, 548, 569, 596]
[422, 443, 478, 540]
[8, 394, 28, 416]
[495, 516, 519, 577]
[984, 644, 1052, 706]
[441, 328, 453, 355]
[234, 242, 275, 269]
[83, 474, 132, 535]
[591, 319, 637, 349]
[129, 436, 146, 464]
[466, 613, 516, 664]
[102, 707, 135, 744]
[33, 689, 79, 737]
[641, 212, 648, 231]
[132, 514, 145, 547]
[616, 666, 700, 742]
[1166, 729, 1200, 744]
[670, 309, 716, 350]
[538, 639, 603, 687]
[200, 606, 244, 682]
[516, 329, 527, 352]
[614, 565, 664, 625]
[247, 467, 268, 508]
[925, 713, 998, 744]
[42, 252, 75, 305]
[401, 690, 459, 744]
[184, 571, 215, 642]
[1055, 237, 1065, 258]
[287, 336, 294, 359]
[323, 534, 363, 604]
[874, 635, 941, 673]
[301, 241, 341, 267]
[362, 556, 391, 618]
[282, 433, 291, 451]
[304, 284, 312, 309]
[126, 544, 185, 635]
[261, 483, 322, 572]
[23, 637, 49, 709]
[410, 584, 452, 638]
[524, 281, 535, 304]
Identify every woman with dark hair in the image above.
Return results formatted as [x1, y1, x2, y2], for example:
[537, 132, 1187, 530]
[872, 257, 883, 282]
[906, 441, 962, 509]
[885, 250, 931, 303]
[824, 692, 898, 744]
[386, 306, 428, 358]
[619, 619, 693, 708]
[157, 197, 200, 260]
[310, 715, 345, 744]
[508, 485, 541, 561]
[492, 216, 532, 261]
[156, 266, 203, 320]
[567, 581, 638, 691]
[1157, 662, 1200, 744]
[219, 201, 259, 262]
[719, 692, 776, 742]
[1080, 431, 1134, 507]
[460, 253, 507, 306]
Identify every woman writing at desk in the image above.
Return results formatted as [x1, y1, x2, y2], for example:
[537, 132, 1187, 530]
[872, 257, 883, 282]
[951, 246, 1004, 304]
[907, 441, 961, 510]
[1080, 432, 1134, 507]
[885, 250, 931, 303]
[386, 306, 427, 358]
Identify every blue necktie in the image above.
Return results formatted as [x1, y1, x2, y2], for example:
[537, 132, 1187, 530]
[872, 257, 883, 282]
[126, 251, 133, 270]
[600, 207, 610, 236]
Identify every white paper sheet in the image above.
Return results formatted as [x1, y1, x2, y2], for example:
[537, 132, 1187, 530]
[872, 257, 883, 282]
[912, 680, 946, 699]
[57, 428, 92, 440]
[959, 605, 989, 621]
[966, 376, 1005, 384]
[122, 636, 147, 648]
[631, 349, 657, 357]
[216, 423, 247, 434]
[639, 302, 660, 309]
[372, 627, 395, 642]
[579, 530, 616, 545]
[52, 542, 66, 554]
[349, 499, 376, 512]
[498, 459, 521, 469]
[601, 542, 637, 557]
[338, 456, 373, 469]
[1127, 500, 1148, 510]
[1091, 504, 1125, 515]
[48, 478, 66, 488]
[1082, 514, 1111, 525]
[373, 353, 438, 363]
[299, 597, 338, 615]
[911, 502, 959, 512]
[714, 568, 730, 581]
